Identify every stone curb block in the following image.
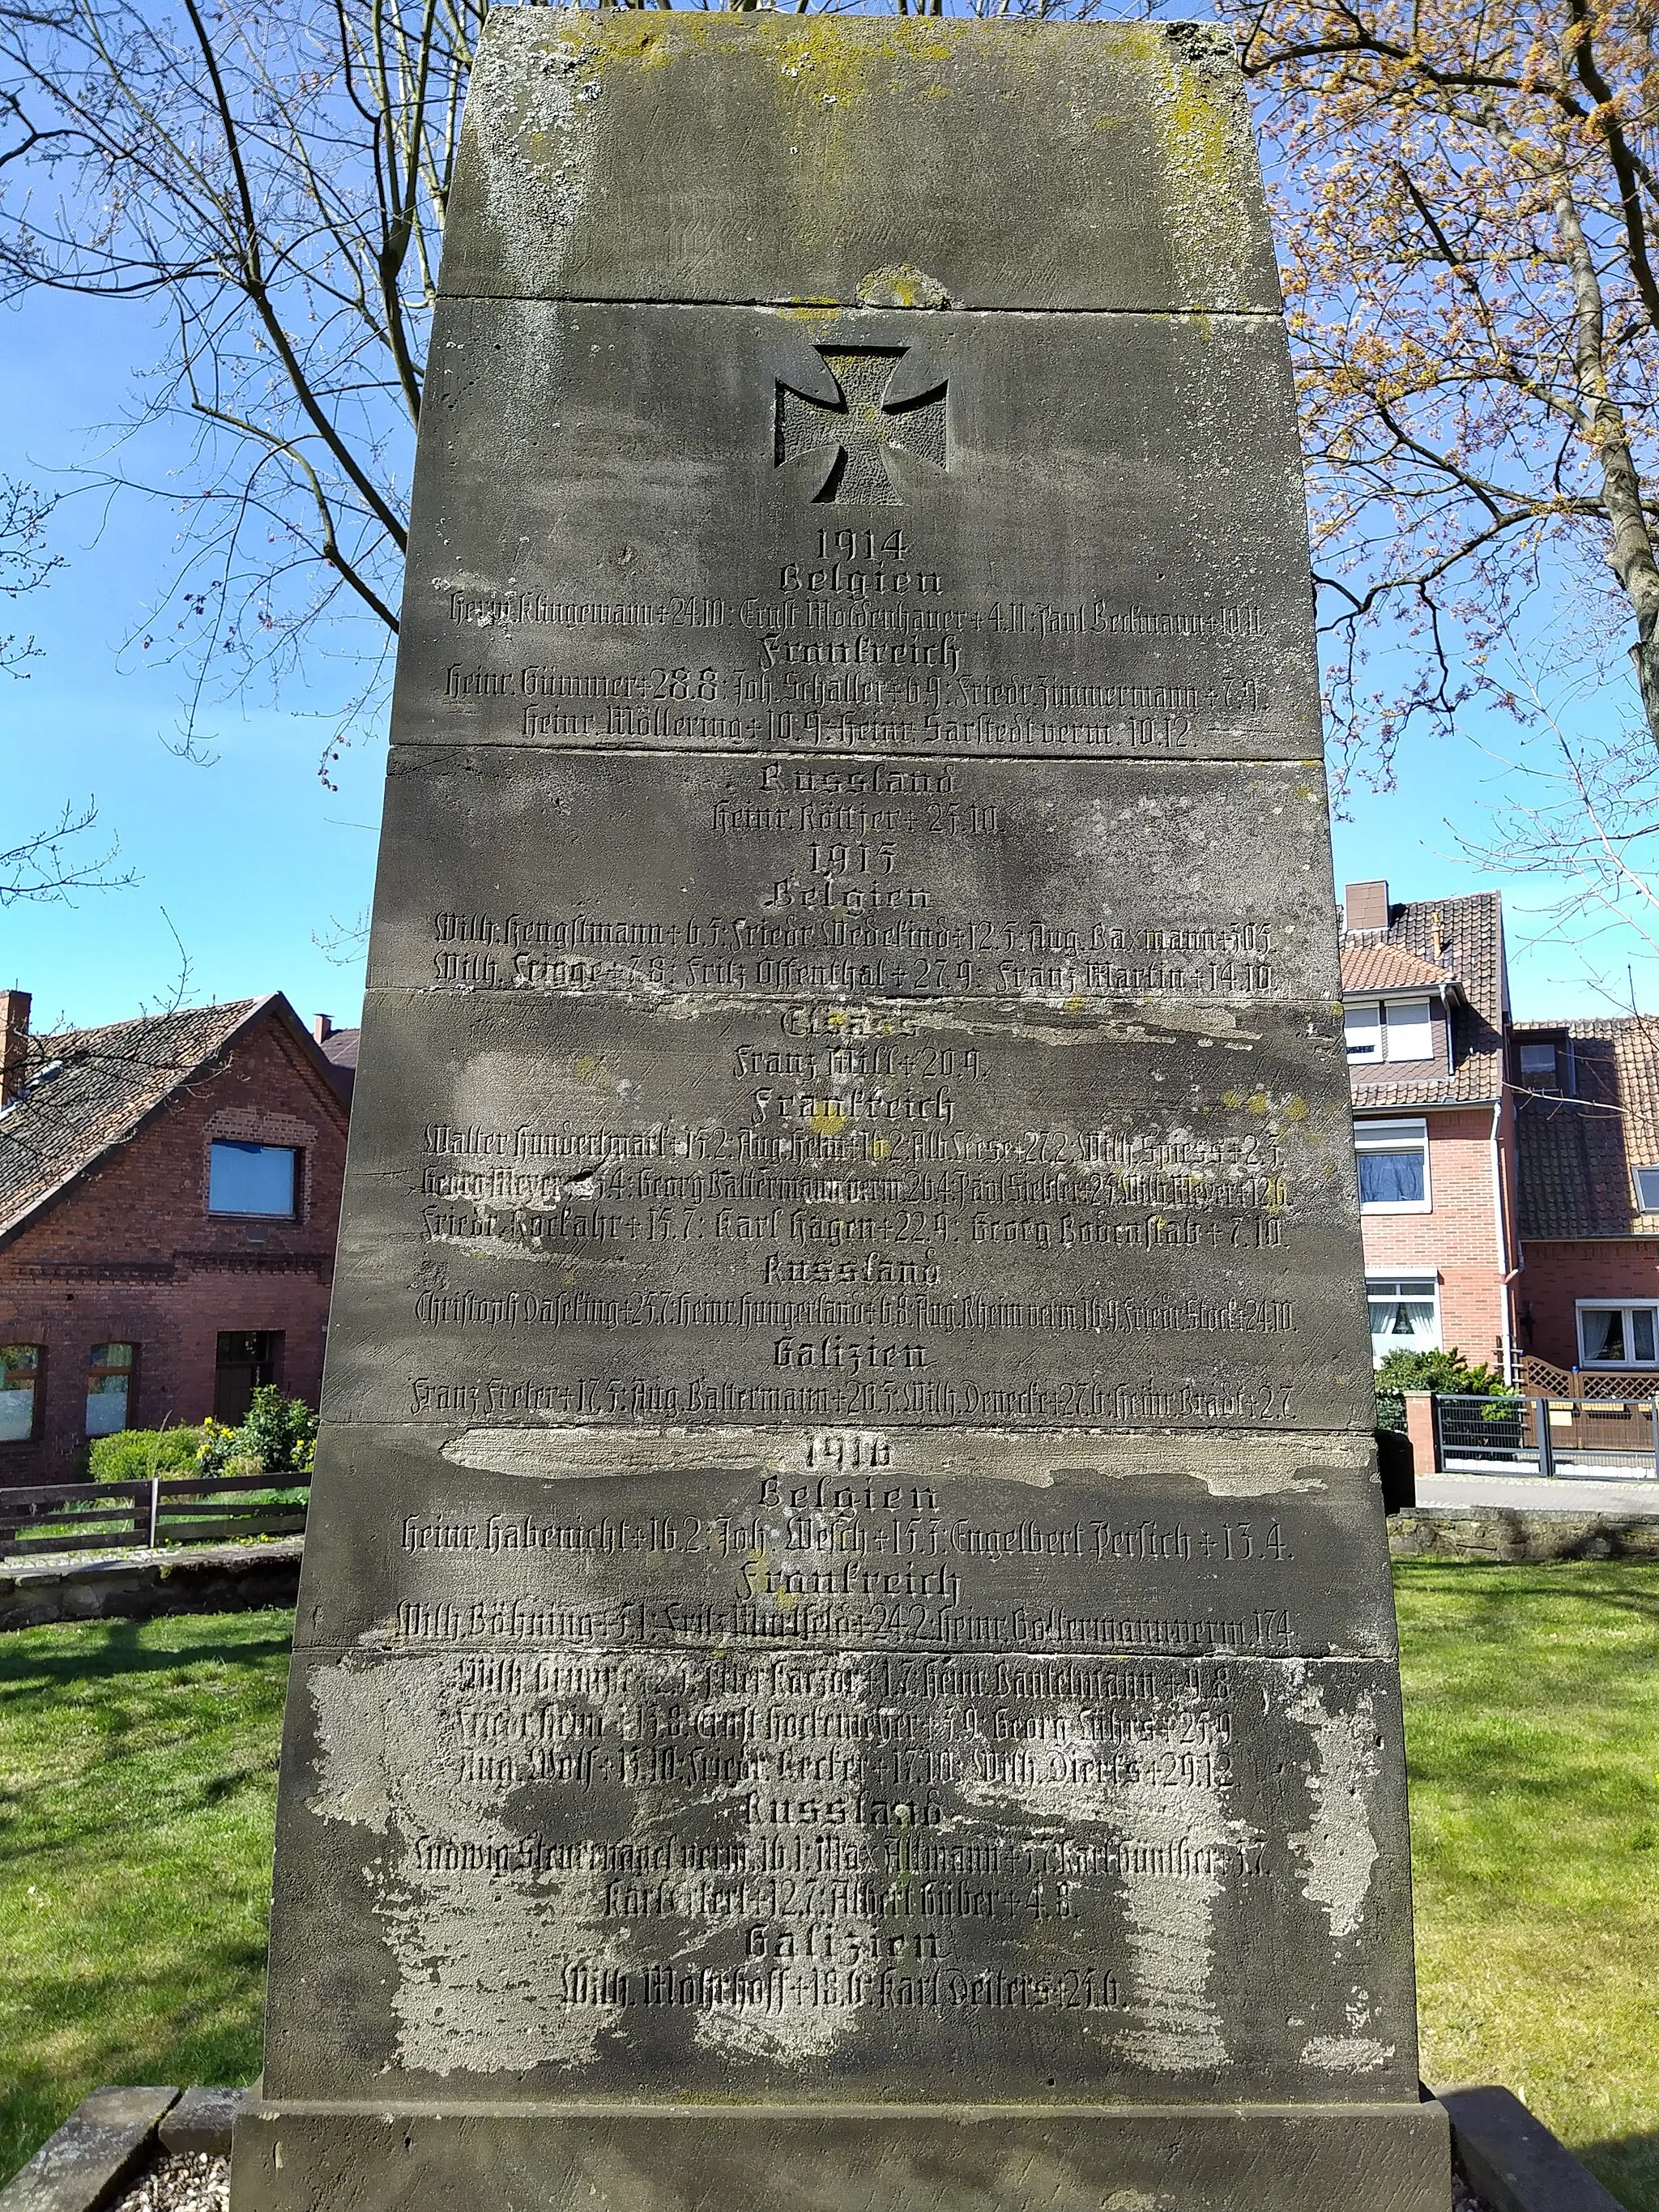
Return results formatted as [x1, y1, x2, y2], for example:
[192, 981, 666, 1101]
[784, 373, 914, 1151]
[158, 2088, 253, 2158]
[1439, 2086, 1626, 2212]
[0, 1539, 304, 1634]
[4, 2082, 1614, 2211]
[0, 2089, 178, 2212]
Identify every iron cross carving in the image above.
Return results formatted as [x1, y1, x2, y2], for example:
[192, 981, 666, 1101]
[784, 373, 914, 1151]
[774, 347, 948, 506]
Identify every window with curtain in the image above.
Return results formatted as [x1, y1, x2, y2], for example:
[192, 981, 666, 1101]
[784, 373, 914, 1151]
[1345, 1002, 1382, 1061]
[1367, 1278, 1439, 1362]
[1354, 1120, 1430, 1210]
[1578, 1305, 1659, 1367]
[1345, 999, 1436, 1065]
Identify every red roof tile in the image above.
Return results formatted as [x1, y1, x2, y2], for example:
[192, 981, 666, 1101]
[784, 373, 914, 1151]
[1514, 1017, 1659, 1238]
[1340, 942, 1452, 994]
[0, 997, 295, 1241]
[1343, 892, 1505, 1108]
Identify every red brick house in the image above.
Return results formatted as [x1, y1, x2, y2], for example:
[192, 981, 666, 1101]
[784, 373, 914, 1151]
[1341, 881, 1521, 1376]
[0, 989, 353, 1481]
[1341, 878, 1659, 1390]
[1510, 1016, 1659, 1380]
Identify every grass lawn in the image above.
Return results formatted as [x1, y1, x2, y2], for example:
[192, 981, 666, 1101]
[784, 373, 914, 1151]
[1397, 1561, 1659, 2212]
[0, 1608, 289, 2185]
[0, 1569, 1655, 2204]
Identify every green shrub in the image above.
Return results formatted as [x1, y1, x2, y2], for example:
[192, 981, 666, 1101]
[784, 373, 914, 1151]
[1374, 1346, 1510, 1397]
[83, 1428, 207, 1483]
[1374, 1346, 1524, 1433]
[198, 1388, 317, 1477]
[1375, 1390, 1407, 1434]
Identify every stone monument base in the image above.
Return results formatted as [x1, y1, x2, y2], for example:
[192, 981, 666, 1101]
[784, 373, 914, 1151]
[232, 2098, 1451, 2212]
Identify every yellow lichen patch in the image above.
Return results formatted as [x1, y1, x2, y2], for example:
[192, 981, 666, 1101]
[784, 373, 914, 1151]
[1247, 1092, 1271, 1115]
[1159, 39, 1232, 187]
[1282, 1096, 1311, 1121]
[1115, 23, 1253, 301]
[812, 1103, 848, 1137]
[868, 1138, 893, 1161]
[572, 1053, 603, 1085]
[629, 32, 673, 70]
[857, 264, 950, 309]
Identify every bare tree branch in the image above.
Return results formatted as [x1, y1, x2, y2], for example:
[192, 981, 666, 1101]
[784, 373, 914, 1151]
[0, 796, 133, 905]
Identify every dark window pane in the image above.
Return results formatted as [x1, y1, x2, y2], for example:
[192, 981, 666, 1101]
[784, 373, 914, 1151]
[0, 1343, 40, 1442]
[208, 1142, 298, 1216]
[1581, 1309, 1624, 1363]
[215, 1330, 282, 1423]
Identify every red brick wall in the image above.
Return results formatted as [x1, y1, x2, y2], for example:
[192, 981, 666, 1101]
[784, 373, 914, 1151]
[1520, 1238, 1659, 1374]
[1358, 1104, 1514, 1369]
[0, 1010, 348, 1482]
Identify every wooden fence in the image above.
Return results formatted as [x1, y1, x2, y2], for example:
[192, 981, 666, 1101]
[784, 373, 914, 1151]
[1514, 1354, 1654, 1402]
[0, 1473, 309, 1559]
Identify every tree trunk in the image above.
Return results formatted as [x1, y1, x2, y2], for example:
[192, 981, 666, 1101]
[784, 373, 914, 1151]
[1548, 156, 1659, 751]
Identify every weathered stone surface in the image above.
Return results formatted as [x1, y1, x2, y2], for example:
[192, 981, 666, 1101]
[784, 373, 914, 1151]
[1389, 1506, 1659, 1562]
[234, 2105, 1452, 2212]
[242, 15, 1444, 2211]
[1439, 2087, 1625, 2212]
[439, 16, 1281, 311]
[392, 301, 1316, 764]
[267, 1437, 1414, 2103]
[0, 2090, 177, 2212]
[374, 749, 1337, 1006]
[0, 1541, 303, 1636]
[157, 2093, 252, 2160]
[326, 988, 1368, 1434]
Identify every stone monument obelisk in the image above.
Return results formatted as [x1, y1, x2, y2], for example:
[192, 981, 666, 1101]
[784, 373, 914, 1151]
[234, 17, 1451, 2209]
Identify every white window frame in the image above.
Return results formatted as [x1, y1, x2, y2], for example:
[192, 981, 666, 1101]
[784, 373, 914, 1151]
[1345, 997, 1437, 1066]
[1383, 997, 1435, 1062]
[1366, 1275, 1441, 1364]
[1345, 1001, 1383, 1063]
[1576, 1300, 1659, 1370]
[1633, 1167, 1659, 1212]
[85, 1342, 136, 1440]
[1354, 1117, 1431, 1214]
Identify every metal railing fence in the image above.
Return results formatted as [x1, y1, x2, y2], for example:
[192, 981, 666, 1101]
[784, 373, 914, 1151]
[1432, 1394, 1659, 1480]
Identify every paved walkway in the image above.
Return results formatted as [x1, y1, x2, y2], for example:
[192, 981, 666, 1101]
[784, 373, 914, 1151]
[1417, 1472, 1659, 1514]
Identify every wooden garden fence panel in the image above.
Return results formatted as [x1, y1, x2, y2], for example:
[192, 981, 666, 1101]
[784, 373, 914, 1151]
[0, 1473, 311, 1557]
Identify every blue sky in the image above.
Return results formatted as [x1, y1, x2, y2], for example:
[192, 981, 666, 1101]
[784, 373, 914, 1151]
[3, 291, 387, 1035]
[3, 285, 1655, 1034]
